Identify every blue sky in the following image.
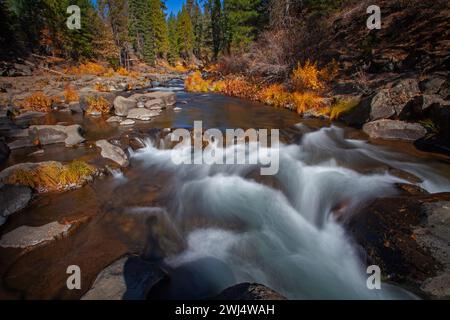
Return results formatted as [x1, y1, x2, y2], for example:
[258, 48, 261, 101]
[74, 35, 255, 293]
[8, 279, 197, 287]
[165, 0, 184, 15]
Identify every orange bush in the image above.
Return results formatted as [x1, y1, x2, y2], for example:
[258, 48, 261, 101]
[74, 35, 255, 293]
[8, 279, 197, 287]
[291, 60, 325, 91]
[94, 82, 109, 92]
[85, 96, 111, 115]
[185, 71, 211, 92]
[20, 92, 53, 112]
[259, 84, 292, 108]
[64, 85, 79, 103]
[67, 62, 107, 75]
[221, 77, 260, 100]
[292, 92, 325, 114]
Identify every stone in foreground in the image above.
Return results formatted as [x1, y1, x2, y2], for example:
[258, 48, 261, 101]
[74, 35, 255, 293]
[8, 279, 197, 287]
[363, 119, 427, 141]
[113, 96, 137, 116]
[126, 108, 160, 120]
[214, 283, 287, 300]
[95, 140, 129, 167]
[82, 256, 167, 300]
[0, 184, 32, 226]
[0, 221, 71, 248]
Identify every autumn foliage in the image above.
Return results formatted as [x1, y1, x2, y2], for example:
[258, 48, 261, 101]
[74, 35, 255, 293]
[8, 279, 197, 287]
[64, 85, 79, 103]
[20, 92, 53, 112]
[3, 161, 95, 193]
[85, 96, 111, 115]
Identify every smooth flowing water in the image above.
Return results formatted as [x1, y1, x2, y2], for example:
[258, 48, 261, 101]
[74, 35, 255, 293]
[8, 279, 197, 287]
[2, 79, 450, 300]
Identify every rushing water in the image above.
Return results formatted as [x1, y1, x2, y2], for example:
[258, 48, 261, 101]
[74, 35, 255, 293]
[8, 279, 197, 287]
[2, 79, 450, 300]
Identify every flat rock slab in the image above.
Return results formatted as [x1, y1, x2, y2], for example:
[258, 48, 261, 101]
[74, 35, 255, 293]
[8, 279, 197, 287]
[95, 140, 129, 167]
[120, 119, 136, 126]
[82, 256, 167, 300]
[0, 184, 32, 226]
[127, 108, 160, 120]
[363, 119, 427, 141]
[0, 221, 71, 248]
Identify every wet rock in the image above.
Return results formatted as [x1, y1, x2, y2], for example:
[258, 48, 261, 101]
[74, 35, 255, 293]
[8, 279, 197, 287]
[127, 108, 160, 121]
[363, 119, 427, 141]
[106, 116, 123, 123]
[95, 140, 129, 167]
[0, 184, 32, 226]
[81, 256, 167, 300]
[340, 95, 372, 127]
[29, 124, 85, 147]
[370, 79, 420, 120]
[144, 98, 164, 110]
[0, 221, 71, 248]
[0, 139, 10, 164]
[151, 92, 176, 106]
[347, 193, 450, 299]
[173, 107, 182, 112]
[120, 119, 135, 126]
[113, 96, 137, 116]
[214, 283, 287, 300]
[68, 101, 83, 113]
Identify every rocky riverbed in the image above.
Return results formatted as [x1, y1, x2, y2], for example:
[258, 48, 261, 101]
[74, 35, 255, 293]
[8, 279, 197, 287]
[1, 72, 450, 300]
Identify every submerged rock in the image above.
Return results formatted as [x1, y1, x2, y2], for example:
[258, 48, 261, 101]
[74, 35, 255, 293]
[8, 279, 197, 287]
[82, 256, 167, 300]
[214, 283, 287, 300]
[0, 184, 32, 226]
[95, 140, 129, 167]
[363, 119, 427, 141]
[347, 193, 450, 299]
[119, 119, 135, 126]
[0, 221, 71, 248]
[0, 139, 10, 164]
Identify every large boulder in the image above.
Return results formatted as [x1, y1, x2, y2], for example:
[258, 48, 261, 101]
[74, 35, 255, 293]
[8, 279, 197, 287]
[29, 124, 85, 147]
[214, 283, 287, 300]
[82, 256, 167, 300]
[363, 119, 427, 141]
[146, 92, 177, 106]
[370, 79, 420, 120]
[347, 193, 450, 299]
[113, 96, 137, 116]
[399, 95, 450, 120]
[0, 184, 32, 226]
[95, 140, 129, 167]
[126, 108, 160, 121]
[0, 221, 71, 248]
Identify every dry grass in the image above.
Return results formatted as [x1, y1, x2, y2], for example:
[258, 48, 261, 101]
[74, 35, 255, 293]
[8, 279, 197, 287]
[116, 67, 140, 78]
[64, 85, 79, 103]
[291, 60, 325, 91]
[4, 161, 95, 193]
[85, 96, 111, 115]
[20, 92, 53, 112]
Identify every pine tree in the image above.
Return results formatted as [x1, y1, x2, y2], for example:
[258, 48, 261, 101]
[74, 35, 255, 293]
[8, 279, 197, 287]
[167, 13, 179, 65]
[176, 4, 195, 60]
[223, 0, 261, 53]
[149, 0, 169, 60]
[211, 0, 223, 59]
[192, 1, 203, 58]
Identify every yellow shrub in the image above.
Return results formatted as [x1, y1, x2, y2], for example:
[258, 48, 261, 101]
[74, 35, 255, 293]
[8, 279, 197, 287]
[185, 71, 211, 92]
[291, 60, 325, 91]
[330, 99, 359, 120]
[94, 82, 109, 92]
[67, 62, 106, 75]
[20, 92, 53, 112]
[85, 96, 111, 115]
[210, 80, 226, 92]
[64, 85, 79, 103]
[292, 92, 325, 114]
[102, 68, 116, 77]
[4, 161, 95, 193]
[259, 84, 292, 108]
